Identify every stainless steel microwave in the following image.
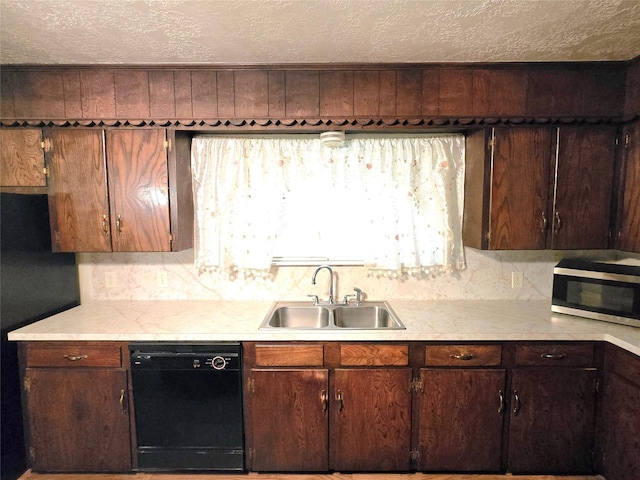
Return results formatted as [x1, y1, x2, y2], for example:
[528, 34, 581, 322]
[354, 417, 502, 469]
[552, 259, 640, 328]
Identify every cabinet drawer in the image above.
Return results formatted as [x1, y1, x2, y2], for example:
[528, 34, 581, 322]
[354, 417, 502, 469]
[24, 342, 122, 368]
[515, 343, 594, 367]
[425, 345, 502, 366]
[255, 344, 324, 366]
[340, 344, 408, 366]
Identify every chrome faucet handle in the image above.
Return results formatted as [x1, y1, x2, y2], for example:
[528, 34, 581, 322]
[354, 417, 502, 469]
[342, 294, 356, 305]
[307, 294, 320, 306]
[353, 287, 363, 306]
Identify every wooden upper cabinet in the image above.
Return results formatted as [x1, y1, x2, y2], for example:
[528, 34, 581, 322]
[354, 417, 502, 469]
[0, 129, 46, 186]
[47, 128, 191, 252]
[463, 126, 617, 250]
[106, 130, 171, 251]
[463, 127, 555, 250]
[617, 121, 640, 253]
[553, 126, 617, 249]
[47, 129, 112, 252]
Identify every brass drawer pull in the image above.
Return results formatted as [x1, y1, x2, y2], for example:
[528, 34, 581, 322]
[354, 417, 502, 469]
[541, 353, 566, 360]
[64, 354, 88, 361]
[336, 390, 344, 411]
[450, 353, 475, 361]
[498, 389, 505, 413]
[513, 390, 521, 414]
[540, 211, 548, 233]
[321, 390, 328, 412]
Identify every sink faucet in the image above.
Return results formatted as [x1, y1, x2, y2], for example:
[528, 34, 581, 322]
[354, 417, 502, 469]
[311, 265, 334, 304]
[343, 287, 363, 306]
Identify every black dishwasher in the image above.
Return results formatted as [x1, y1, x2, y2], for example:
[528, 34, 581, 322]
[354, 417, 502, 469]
[130, 343, 244, 471]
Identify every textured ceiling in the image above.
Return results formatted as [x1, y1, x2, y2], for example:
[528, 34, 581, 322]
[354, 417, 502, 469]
[1, 0, 639, 65]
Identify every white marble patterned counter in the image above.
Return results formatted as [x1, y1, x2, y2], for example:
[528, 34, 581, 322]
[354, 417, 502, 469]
[7, 299, 640, 356]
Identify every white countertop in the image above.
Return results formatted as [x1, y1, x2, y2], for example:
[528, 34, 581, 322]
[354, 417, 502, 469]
[7, 299, 640, 356]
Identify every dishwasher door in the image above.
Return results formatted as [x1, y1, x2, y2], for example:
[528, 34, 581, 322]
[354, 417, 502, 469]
[130, 343, 244, 471]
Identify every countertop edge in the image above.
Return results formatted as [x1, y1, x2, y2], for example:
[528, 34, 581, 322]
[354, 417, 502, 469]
[7, 300, 640, 357]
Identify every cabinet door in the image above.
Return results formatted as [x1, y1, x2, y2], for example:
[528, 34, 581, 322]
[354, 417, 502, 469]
[490, 127, 556, 249]
[553, 126, 616, 249]
[106, 130, 171, 251]
[332, 368, 412, 471]
[249, 369, 329, 471]
[47, 129, 111, 252]
[617, 121, 640, 253]
[24, 368, 131, 472]
[509, 368, 597, 474]
[0, 129, 46, 186]
[418, 368, 505, 471]
[600, 367, 640, 480]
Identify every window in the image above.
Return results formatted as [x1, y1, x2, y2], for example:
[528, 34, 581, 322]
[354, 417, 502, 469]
[191, 133, 466, 279]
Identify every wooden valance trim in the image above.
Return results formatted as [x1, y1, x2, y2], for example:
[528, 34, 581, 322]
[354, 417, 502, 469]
[1, 116, 632, 129]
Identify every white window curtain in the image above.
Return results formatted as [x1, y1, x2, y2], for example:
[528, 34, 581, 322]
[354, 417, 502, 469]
[191, 134, 466, 279]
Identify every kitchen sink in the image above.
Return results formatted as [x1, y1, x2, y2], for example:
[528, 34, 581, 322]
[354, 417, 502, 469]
[333, 305, 395, 328]
[259, 301, 405, 330]
[266, 305, 331, 328]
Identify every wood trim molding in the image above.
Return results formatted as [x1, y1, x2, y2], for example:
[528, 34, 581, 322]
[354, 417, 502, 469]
[1, 62, 635, 127]
[0, 116, 632, 129]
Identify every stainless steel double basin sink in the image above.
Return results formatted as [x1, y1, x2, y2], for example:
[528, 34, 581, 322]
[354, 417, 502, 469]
[259, 301, 406, 330]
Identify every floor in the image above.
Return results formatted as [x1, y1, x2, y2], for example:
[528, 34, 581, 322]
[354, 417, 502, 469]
[17, 471, 604, 480]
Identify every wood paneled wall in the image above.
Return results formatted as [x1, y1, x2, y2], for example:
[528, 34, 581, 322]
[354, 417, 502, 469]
[0, 62, 635, 129]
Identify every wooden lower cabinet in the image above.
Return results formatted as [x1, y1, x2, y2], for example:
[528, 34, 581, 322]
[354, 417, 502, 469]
[332, 368, 412, 471]
[248, 368, 329, 471]
[598, 345, 640, 480]
[418, 368, 506, 471]
[21, 342, 132, 472]
[245, 342, 412, 472]
[508, 367, 597, 473]
[244, 341, 609, 474]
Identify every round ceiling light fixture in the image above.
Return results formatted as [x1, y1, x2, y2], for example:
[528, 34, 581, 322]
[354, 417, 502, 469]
[320, 130, 346, 147]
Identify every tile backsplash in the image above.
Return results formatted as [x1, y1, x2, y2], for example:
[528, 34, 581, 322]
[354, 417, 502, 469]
[78, 248, 639, 303]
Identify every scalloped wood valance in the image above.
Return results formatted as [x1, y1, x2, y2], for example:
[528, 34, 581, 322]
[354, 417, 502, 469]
[0, 62, 637, 128]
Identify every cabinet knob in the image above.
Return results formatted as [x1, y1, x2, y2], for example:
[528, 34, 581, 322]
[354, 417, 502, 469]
[498, 389, 505, 413]
[540, 211, 548, 233]
[554, 211, 562, 234]
[541, 353, 566, 360]
[116, 214, 122, 235]
[450, 353, 475, 361]
[336, 390, 344, 411]
[321, 390, 328, 412]
[512, 390, 521, 414]
[63, 354, 88, 361]
[119, 389, 126, 413]
[101, 215, 109, 234]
